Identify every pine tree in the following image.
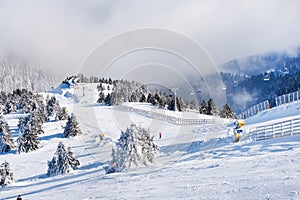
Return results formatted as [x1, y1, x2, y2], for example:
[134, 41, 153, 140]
[18, 116, 28, 134]
[190, 99, 199, 110]
[47, 142, 80, 176]
[139, 94, 146, 103]
[4, 100, 16, 114]
[97, 92, 105, 103]
[207, 98, 218, 116]
[147, 93, 152, 103]
[63, 113, 82, 137]
[111, 124, 159, 172]
[56, 107, 68, 121]
[17, 129, 40, 153]
[0, 161, 14, 187]
[0, 115, 15, 153]
[46, 96, 62, 121]
[176, 97, 187, 112]
[104, 93, 112, 106]
[27, 111, 44, 135]
[220, 104, 236, 119]
[199, 100, 208, 114]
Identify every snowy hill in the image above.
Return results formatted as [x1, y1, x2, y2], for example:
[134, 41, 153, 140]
[1, 83, 300, 199]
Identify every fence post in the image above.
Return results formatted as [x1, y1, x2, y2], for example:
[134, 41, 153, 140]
[255, 128, 258, 141]
[279, 96, 282, 106]
[293, 92, 295, 102]
[281, 122, 283, 137]
[290, 120, 293, 136]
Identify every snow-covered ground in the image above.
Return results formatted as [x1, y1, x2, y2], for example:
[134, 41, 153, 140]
[1, 83, 300, 200]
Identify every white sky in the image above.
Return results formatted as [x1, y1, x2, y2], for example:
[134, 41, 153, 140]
[1, 0, 300, 76]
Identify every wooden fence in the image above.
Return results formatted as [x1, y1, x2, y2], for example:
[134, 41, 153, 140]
[249, 118, 300, 141]
[275, 91, 300, 107]
[239, 91, 300, 119]
[114, 106, 216, 125]
[238, 100, 270, 119]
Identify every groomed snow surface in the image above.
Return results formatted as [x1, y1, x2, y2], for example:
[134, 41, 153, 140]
[1, 83, 300, 200]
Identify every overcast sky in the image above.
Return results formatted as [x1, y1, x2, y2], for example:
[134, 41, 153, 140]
[1, 0, 300, 77]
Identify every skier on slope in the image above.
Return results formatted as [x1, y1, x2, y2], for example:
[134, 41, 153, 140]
[16, 194, 22, 200]
[159, 132, 162, 139]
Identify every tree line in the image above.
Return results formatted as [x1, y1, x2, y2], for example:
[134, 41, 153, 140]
[96, 78, 236, 119]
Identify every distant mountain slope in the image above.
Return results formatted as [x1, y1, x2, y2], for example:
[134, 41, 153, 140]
[220, 47, 300, 75]
[219, 47, 300, 114]
[0, 57, 58, 92]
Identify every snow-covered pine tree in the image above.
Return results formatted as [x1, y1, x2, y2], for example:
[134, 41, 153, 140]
[47, 142, 80, 176]
[199, 100, 208, 114]
[0, 161, 14, 187]
[147, 93, 152, 103]
[56, 107, 68, 121]
[207, 98, 219, 116]
[220, 104, 236, 119]
[104, 93, 112, 106]
[167, 98, 175, 111]
[17, 129, 39, 153]
[0, 115, 15, 153]
[18, 116, 30, 135]
[63, 113, 82, 137]
[190, 99, 199, 110]
[176, 97, 187, 112]
[139, 94, 146, 103]
[111, 124, 159, 172]
[97, 91, 105, 103]
[36, 97, 47, 122]
[29, 111, 44, 135]
[4, 100, 16, 114]
[46, 96, 62, 121]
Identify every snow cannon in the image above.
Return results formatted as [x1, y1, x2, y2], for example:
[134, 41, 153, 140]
[234, 119, 245, 142]
[236, 119, 245, 127]
[100, 133, 106, 142]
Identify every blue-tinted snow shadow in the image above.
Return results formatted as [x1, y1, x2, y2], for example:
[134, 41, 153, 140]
[159, 136, 264, 162]
[78, 161, 105, 171]
[241, 135, 299, 153]
[207, 136, 299, 159]
[12, 164, 104, 192]
[38, 133, 63, 141]
[4, 177, 91, 200]
[81, 103, 108, 107]
[0, 149, 17, 155]
[160, 136, 235, 155]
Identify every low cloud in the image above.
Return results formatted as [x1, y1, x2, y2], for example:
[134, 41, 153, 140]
[232, 89, 257, 109]
[1, 0, 300, 77]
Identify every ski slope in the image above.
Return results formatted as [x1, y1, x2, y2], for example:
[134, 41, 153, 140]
[1, 83, 300, 200]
